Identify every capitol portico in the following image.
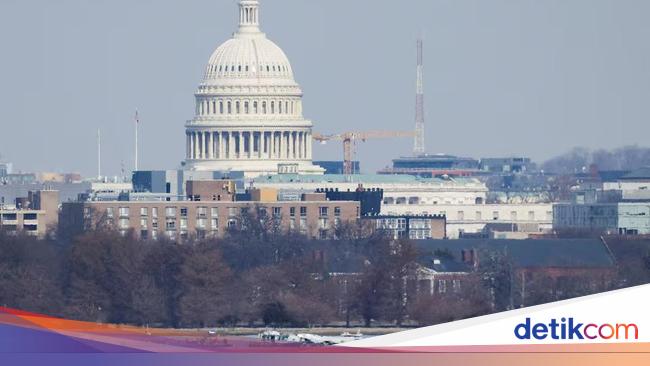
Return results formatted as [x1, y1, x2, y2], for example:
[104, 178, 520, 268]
[184, 0, 324, 177]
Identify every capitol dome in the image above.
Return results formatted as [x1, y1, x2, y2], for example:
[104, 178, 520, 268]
[202, 36, 296, 86]
[184, 0, 324, 177]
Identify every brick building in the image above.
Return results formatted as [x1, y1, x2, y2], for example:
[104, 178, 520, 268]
[0, 190, 59, 238]
[60, 192, 360, 240]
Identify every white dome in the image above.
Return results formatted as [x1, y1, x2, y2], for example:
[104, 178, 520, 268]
[203, 36, 295, 83]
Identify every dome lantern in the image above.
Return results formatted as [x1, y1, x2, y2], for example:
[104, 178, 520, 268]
[238, 0, 260, 34]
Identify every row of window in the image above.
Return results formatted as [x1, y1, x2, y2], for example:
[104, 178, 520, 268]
[206, 63, 290, 76]
[393, 210, 554, 221]
[436, 279, 461, 294]
[106, 205, 343, 220]
[116, 216, 342, 241]
[384, 197, 484, 205]
[197, 99, 299, 116]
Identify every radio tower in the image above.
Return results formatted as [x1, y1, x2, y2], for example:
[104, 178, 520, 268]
[413, 38, 425, 156]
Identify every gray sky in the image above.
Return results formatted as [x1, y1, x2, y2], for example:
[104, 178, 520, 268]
[1, 0, 649, 177]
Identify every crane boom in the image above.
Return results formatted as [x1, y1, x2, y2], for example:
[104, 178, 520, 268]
[312, 130, 415, 175]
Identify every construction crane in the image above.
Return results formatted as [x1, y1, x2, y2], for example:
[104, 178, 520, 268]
[313, 130, 415, 175]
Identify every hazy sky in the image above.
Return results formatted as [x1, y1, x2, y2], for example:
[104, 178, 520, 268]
[1, 0, 649, 177]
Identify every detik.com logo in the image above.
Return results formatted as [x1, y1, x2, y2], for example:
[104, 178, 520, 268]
[514, 318, 638, 340]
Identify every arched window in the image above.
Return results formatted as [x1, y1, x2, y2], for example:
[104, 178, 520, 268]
[285, 101, 289, 114]
[272, 65, 276, 72]
[253, 101, 258, 114]
[245, 65, 249, 72]
[219, 101, 223, 114]
[212, 101, 216, 115]
[279, 102, 282, 114]
[271, 101, 275, 114]
[231, 65, 235, 72]
[227, 101, 232, 114]
[236, 101, 240, 114]
[262, 101, 267, 114]
[266, 65, 270, 72]
[219, 65, 222, 72]
[244, 101, 249, 114]
[238, 65, 242, 72]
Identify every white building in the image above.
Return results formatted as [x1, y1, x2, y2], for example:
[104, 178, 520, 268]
[382, 203, 553, 239]
[184, 0, 324, 177]
[251, 174, 488, 206]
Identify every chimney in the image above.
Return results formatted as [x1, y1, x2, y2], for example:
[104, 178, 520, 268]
[461, 249, 479, 269]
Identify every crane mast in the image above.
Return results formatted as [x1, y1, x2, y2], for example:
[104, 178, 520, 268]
[414, 38, 425, 156]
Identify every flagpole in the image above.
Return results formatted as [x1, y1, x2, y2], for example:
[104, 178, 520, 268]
[135, 110, 139, 172]
[97, 128, 101, 180]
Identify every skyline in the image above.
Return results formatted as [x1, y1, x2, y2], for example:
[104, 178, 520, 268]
[1, 0, 650, 177]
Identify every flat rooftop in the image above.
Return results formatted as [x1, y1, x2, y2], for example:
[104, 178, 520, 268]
[254, 174, 481, 185]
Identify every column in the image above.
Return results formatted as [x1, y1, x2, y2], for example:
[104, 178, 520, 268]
[237, 131, 244, 159]
[287, 132, 291, 159]
[307, 132, 312, 159]
[205, 132, 210, 159]
[218, 132, 223, 159]
[222, 132, 227, 159]
[199, 132, 204, 159]
[189, 132, 194, 159]
[207, 131, 213, 159]
[293, 132, 297, 160]
[229, 132, 235, 159]
[282, 132, 286, 159]
[288, 132, 294, 159]
[213, 132, 218, 159]
[194, 132, 199, 159]
[200, 132, 205, 159]
[186, 132, 190, 159]
[248, 132, 253, 159]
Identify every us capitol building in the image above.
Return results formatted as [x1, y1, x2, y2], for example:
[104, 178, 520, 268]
[184, 0, 324, 177]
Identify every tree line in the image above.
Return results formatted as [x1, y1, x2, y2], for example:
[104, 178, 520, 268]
[1, 217, 648, 329]
[542, 145, 650, 174]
